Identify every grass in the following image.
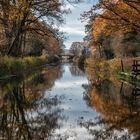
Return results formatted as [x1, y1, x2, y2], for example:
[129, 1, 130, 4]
[85, 56, 140, 85]
[86, 56, 140, 74]
[0, 55, 47, 78]
[118, 72, 140, 87]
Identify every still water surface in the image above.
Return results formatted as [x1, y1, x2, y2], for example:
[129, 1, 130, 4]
[0, 63, 140, 140]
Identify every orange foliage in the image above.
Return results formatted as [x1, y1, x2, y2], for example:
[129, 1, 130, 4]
[92, 1, 140, 42]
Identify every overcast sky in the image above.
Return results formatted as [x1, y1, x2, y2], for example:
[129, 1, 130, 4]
[60, 0, 96, 49]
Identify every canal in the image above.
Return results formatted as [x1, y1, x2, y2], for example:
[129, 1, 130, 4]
[0, 63, 140, 140]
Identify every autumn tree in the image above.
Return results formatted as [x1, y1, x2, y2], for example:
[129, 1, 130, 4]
[83, 0, 140, 32]
[82, 0, 140, 58]
[0, 0, 80, 56]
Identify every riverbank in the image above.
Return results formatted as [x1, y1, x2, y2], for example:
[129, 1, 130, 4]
[85, 57, 140, 84]
[0, 55, 60, 79]
[86, 57, 140, 73]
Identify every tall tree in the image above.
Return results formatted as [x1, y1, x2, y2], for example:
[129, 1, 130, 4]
[82, 0, 140, 34]
[0, 0, 80, 56]
[82, 0, 140, 58]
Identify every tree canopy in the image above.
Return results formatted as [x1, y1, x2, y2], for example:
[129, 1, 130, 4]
[0, 0, 81, 56]
[82, 0, 140, 58]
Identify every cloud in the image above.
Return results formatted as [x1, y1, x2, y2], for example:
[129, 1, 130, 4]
[60, 1, 94, 48]
[60, 27, 85, 35]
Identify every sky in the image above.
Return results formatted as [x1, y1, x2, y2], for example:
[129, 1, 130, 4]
[60, 0, 96, 49]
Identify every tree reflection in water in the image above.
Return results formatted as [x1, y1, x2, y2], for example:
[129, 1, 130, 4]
[0, 65, 64, 140]
[82, 78, 140, 140]
[69, 63, 85, 76]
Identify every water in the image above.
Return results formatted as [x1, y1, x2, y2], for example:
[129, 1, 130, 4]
[46, 64, 98, 140]
[0, 63, 140, 140]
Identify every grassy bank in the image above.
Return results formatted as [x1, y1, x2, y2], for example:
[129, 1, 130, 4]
[0, 56, 48, 79]
[107, 57, 140, 73]
[86, 57, 140, 73]
[85, 57, 140, 84]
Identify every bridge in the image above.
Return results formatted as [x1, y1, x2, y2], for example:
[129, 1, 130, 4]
[59, 50, 75, 59]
